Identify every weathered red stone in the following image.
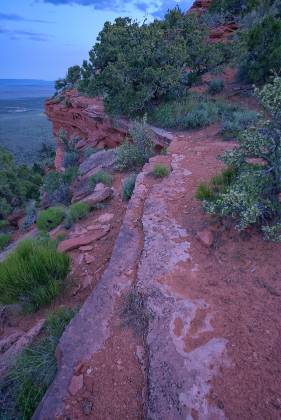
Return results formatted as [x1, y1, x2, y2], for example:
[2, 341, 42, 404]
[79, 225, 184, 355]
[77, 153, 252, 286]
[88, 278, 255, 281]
[58, 227, 109, 252]
[68, 374, 84, 396]
[45, 90, 173, 171]
[197, 228, 214, 247]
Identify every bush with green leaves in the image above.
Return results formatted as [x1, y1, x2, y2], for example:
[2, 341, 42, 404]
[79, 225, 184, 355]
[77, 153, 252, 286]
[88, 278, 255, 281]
[153, 164, 170, 178]
[69, 202, 90, 221]
[63, 150, 79, 168]
[36, 142, 56, 171]
[0, 233, 12, 251]
[116, 120, 155, 170]
[20, 201, 37, 232]
[0, 220, 8, 231]
[0, 239, 70, 312]
[221, 109, 258, 139]
[55, 65, 82, 94]
[196, 167, 237, 201]
[37, 207, 65, 232]
[41, 167, 78, 206]
[0, 308, 76, 419]
[122, 174, 137, 201]
[208, 79, 225, 94]
[238, 16, 281, 84]
[199, 77, 281, 239]
[0, 146, 42, 220]
[88, 170, 113, 190]
[150, 95, 221, 129]
[78, 8, 227, 116]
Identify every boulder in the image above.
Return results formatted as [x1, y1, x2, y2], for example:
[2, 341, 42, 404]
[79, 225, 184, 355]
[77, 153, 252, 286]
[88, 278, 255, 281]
[80, 184, 113, 207]
[79, 149, 116, 177]
[197, 229, 214, 247]
[97, 213, 114, 224]
[71, 177, 91, 203]
[58, 226, 110, 253]
[68, 374, 84, 396]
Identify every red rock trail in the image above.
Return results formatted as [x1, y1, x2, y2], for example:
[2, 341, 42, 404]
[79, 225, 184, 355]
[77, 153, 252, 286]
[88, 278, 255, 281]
[33, 122, 281, 419]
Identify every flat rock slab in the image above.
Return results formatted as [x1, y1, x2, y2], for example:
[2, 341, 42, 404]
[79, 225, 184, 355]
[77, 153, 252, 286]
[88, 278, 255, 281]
[136, 153, 228, 419]
[80, 186, 113, 207]
[79, 149, 116, 176]
[58, 227, 110, 252]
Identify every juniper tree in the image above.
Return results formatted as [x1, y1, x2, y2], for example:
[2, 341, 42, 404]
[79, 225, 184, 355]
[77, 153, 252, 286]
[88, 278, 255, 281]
[202, 77, 281, 240]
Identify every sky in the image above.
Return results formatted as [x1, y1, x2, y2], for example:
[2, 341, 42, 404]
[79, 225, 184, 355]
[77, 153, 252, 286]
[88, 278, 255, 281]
[0, 0, 194, 80]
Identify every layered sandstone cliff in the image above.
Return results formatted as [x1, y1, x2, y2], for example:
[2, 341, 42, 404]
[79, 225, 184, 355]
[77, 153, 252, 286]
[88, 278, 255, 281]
[45, 90, 173, 171]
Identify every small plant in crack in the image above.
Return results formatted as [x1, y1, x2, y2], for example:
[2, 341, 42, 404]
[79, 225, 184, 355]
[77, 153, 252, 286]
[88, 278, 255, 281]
[120, 289, 150, 335]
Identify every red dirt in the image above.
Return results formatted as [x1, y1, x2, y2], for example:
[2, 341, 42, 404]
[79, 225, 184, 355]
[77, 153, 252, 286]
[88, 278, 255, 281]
[164, 127, 281, 419]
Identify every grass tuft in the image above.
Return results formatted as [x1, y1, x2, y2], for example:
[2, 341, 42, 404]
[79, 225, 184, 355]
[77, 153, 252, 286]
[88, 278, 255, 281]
[0, 308, 76, 420]
[122, 174, 137, 201]
[37, 207, 65, 232]
[88, 170, 113, 190]
[121, 290, 150, 335]
[0, 239, 70, 312]
[152, 164, 170, 178]
[0, 233, 12, 251]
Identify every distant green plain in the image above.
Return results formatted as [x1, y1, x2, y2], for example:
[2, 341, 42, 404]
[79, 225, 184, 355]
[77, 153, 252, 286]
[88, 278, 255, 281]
[0, 80, 55, 165]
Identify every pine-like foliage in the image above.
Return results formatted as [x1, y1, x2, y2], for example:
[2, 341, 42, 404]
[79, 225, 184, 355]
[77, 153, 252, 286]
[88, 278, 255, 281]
[200, 77, 281, 240]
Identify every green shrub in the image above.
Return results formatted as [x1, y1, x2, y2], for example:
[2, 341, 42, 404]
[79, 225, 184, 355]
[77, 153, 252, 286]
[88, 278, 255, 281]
[0, 308, 76, 419]
[262, 223, 281, 242]
[0, 146, 42, 219]
[68, 202, 90, 222]
[239, 16, 281, 84]
[88, 170, 112, 190]
[37, 207, 65, 232]
[78, 10, 227, 116]
[122, 174, 137, 201]
[63, 166, 79, 184]
[196, 167, 236, 201]
[42, 172, 71, 206]
[0, 233, 12, 250]
[200, 77, 281, 239]
[63, 150, 79, 168]
[221, 109, 258, 139]
[153, 164, 170, 178]
[208, 79, 224, 94]
[181, 103, 219, 129]
[0, 239, 70, 311]
[116, 120, 155, 170]
[55, 64, 82, 93]
[196, 183, 216, 201]
[0, 219, 8, 230]
[150, 95, 221, 129]
[20, 201, 37, 232]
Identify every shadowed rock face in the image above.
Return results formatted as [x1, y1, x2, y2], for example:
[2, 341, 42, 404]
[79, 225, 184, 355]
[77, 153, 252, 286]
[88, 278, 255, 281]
[45, 90, 173, 171]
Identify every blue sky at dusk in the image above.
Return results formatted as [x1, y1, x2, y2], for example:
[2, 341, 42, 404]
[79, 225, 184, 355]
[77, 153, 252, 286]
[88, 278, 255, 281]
[0, 0, 193, 80]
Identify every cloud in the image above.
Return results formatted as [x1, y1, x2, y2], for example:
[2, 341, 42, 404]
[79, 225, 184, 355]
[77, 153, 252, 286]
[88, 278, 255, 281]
[0, 27, 51, 42]
[0, 12, 51, 23]
[41, 0, 132, 11]
[41, 0, 189, 15]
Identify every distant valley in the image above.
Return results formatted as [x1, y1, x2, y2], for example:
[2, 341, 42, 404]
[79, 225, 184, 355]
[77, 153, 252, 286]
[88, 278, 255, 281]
[0, 79, 55, 164]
